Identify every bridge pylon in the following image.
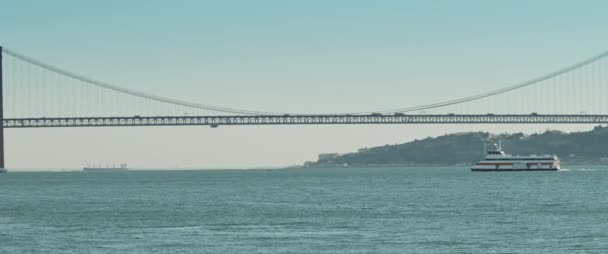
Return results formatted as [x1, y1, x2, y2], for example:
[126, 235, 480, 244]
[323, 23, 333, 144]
[0, 46, 5, 170]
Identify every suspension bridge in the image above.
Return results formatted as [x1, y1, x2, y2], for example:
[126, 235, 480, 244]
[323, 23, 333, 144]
[1, 46, 608, 169]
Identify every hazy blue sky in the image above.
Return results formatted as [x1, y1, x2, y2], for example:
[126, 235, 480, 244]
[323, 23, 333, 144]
[1, 1, 608, 169]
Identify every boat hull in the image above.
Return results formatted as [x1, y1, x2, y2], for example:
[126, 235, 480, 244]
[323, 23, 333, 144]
[471, 167, 558, 172]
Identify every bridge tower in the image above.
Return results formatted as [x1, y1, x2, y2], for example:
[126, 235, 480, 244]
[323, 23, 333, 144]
[0, 46, 5, 169]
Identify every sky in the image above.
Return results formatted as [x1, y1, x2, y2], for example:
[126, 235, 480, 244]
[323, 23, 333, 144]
[1, 0, 608, 170]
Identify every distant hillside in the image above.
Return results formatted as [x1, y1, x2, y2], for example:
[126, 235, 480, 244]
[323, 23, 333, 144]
[305, 126, 608, 167]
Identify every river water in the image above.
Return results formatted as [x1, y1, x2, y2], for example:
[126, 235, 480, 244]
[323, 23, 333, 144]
[1, 167, 607, 253]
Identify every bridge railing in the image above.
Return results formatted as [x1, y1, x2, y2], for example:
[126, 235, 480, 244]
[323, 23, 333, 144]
[6, 114, 608, 128]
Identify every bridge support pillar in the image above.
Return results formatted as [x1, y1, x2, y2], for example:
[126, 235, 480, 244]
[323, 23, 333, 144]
[0, 46, 5, 170]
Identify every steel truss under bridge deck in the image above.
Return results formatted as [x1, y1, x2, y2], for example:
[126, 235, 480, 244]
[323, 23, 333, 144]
[5, 114, 608, 128]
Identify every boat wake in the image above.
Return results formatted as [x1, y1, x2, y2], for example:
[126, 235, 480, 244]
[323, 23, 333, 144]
[558, 168, 597, 172]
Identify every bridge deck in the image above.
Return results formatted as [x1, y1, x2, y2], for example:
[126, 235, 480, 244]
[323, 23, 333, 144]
[4, 114, 608, 128]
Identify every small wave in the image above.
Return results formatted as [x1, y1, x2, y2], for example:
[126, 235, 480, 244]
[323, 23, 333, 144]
[577, 168, 597, 171]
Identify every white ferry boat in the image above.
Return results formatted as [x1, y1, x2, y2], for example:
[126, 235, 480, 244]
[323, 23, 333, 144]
[471, 144, 560, 172]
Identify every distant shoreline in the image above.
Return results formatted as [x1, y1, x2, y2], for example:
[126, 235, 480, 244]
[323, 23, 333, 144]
[298, 163, 607, 169]
[3, 164, 606, 173]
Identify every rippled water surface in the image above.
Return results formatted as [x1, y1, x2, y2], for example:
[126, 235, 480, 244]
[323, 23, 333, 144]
[1, 167, 607, 253]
